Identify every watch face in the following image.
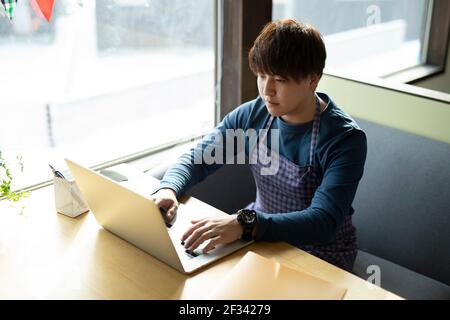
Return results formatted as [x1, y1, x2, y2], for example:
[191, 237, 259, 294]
[237, 210, 256, 242]
[241, 210, 256, 224]
[243, 213, 253, 223]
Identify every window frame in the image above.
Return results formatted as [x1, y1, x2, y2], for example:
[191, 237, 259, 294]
[218, 0, 272, 121]
[383, 0, 450, 84]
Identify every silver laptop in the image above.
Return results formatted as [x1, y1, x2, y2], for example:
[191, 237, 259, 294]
[65, 158, 253, 274]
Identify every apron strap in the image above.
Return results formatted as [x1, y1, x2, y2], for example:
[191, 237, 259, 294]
[308, 95, 322, 166]
[261, 95, 322, 166]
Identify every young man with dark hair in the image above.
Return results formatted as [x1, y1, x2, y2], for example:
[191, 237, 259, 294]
[151, 19, 367, 271]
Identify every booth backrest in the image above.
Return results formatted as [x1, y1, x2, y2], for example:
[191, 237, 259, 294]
[352, 118, 450, 286]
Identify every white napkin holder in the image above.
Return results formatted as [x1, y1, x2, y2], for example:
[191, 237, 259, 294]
[54, 176, 89, 218]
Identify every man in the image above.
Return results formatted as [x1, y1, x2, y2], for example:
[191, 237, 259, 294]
[151, 19, 367, 271]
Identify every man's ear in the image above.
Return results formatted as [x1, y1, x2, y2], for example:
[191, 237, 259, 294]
[309, 73, 321, 91]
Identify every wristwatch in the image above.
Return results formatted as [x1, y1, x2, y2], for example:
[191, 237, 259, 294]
[236, 209, 257, 241]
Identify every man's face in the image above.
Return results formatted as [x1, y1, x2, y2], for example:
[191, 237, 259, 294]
[257, 73, 318, 121]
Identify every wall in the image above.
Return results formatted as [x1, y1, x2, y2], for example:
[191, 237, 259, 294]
[318, 74, 450, 144]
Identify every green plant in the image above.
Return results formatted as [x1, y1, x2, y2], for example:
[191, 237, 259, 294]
[0, 151, 30, 202]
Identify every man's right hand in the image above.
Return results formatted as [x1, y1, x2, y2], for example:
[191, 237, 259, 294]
[151, 188, 179, 224]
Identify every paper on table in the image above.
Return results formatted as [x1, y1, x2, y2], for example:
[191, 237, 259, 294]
[208, 251, 347, 300]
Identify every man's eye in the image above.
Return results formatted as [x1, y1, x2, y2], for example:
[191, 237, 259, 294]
[275, 78, 286, 82]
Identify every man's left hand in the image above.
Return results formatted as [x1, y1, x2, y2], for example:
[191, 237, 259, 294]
[181, 215, 242, 253]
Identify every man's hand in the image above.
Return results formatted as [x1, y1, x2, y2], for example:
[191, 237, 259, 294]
[151, 188, 179, 224]
[181, 215, 243, 253]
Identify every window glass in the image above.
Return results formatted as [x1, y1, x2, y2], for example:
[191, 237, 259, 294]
[273, 0, 431, 78]
[0, 0, 215, 189]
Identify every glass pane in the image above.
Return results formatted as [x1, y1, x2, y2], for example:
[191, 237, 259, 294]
[0, 0, 215, 189]
[273, 0, 430, 78]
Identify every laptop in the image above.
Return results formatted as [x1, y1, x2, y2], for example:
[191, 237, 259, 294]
[65, 158, 253, 274]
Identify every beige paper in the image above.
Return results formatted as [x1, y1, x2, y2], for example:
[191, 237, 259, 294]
[209, 251, 347, 300]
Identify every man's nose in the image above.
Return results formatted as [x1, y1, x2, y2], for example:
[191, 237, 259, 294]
[263, 79, 275, 97]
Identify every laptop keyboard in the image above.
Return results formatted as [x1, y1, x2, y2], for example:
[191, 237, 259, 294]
[166, 204, 213, 259]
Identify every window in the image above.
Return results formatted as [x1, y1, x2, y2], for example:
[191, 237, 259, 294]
[273, 0, 432, 78]
[0, 0, 215, 189]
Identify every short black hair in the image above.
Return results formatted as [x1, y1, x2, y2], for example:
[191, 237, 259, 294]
[249, 19, 327, 81]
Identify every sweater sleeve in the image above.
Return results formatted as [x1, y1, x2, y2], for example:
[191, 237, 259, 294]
[255, 131, 367, 246]
[152, 100, 256, 198]
[153, 126, 227, 198]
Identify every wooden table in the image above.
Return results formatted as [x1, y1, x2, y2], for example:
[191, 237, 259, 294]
[0, 185, 402, 300]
